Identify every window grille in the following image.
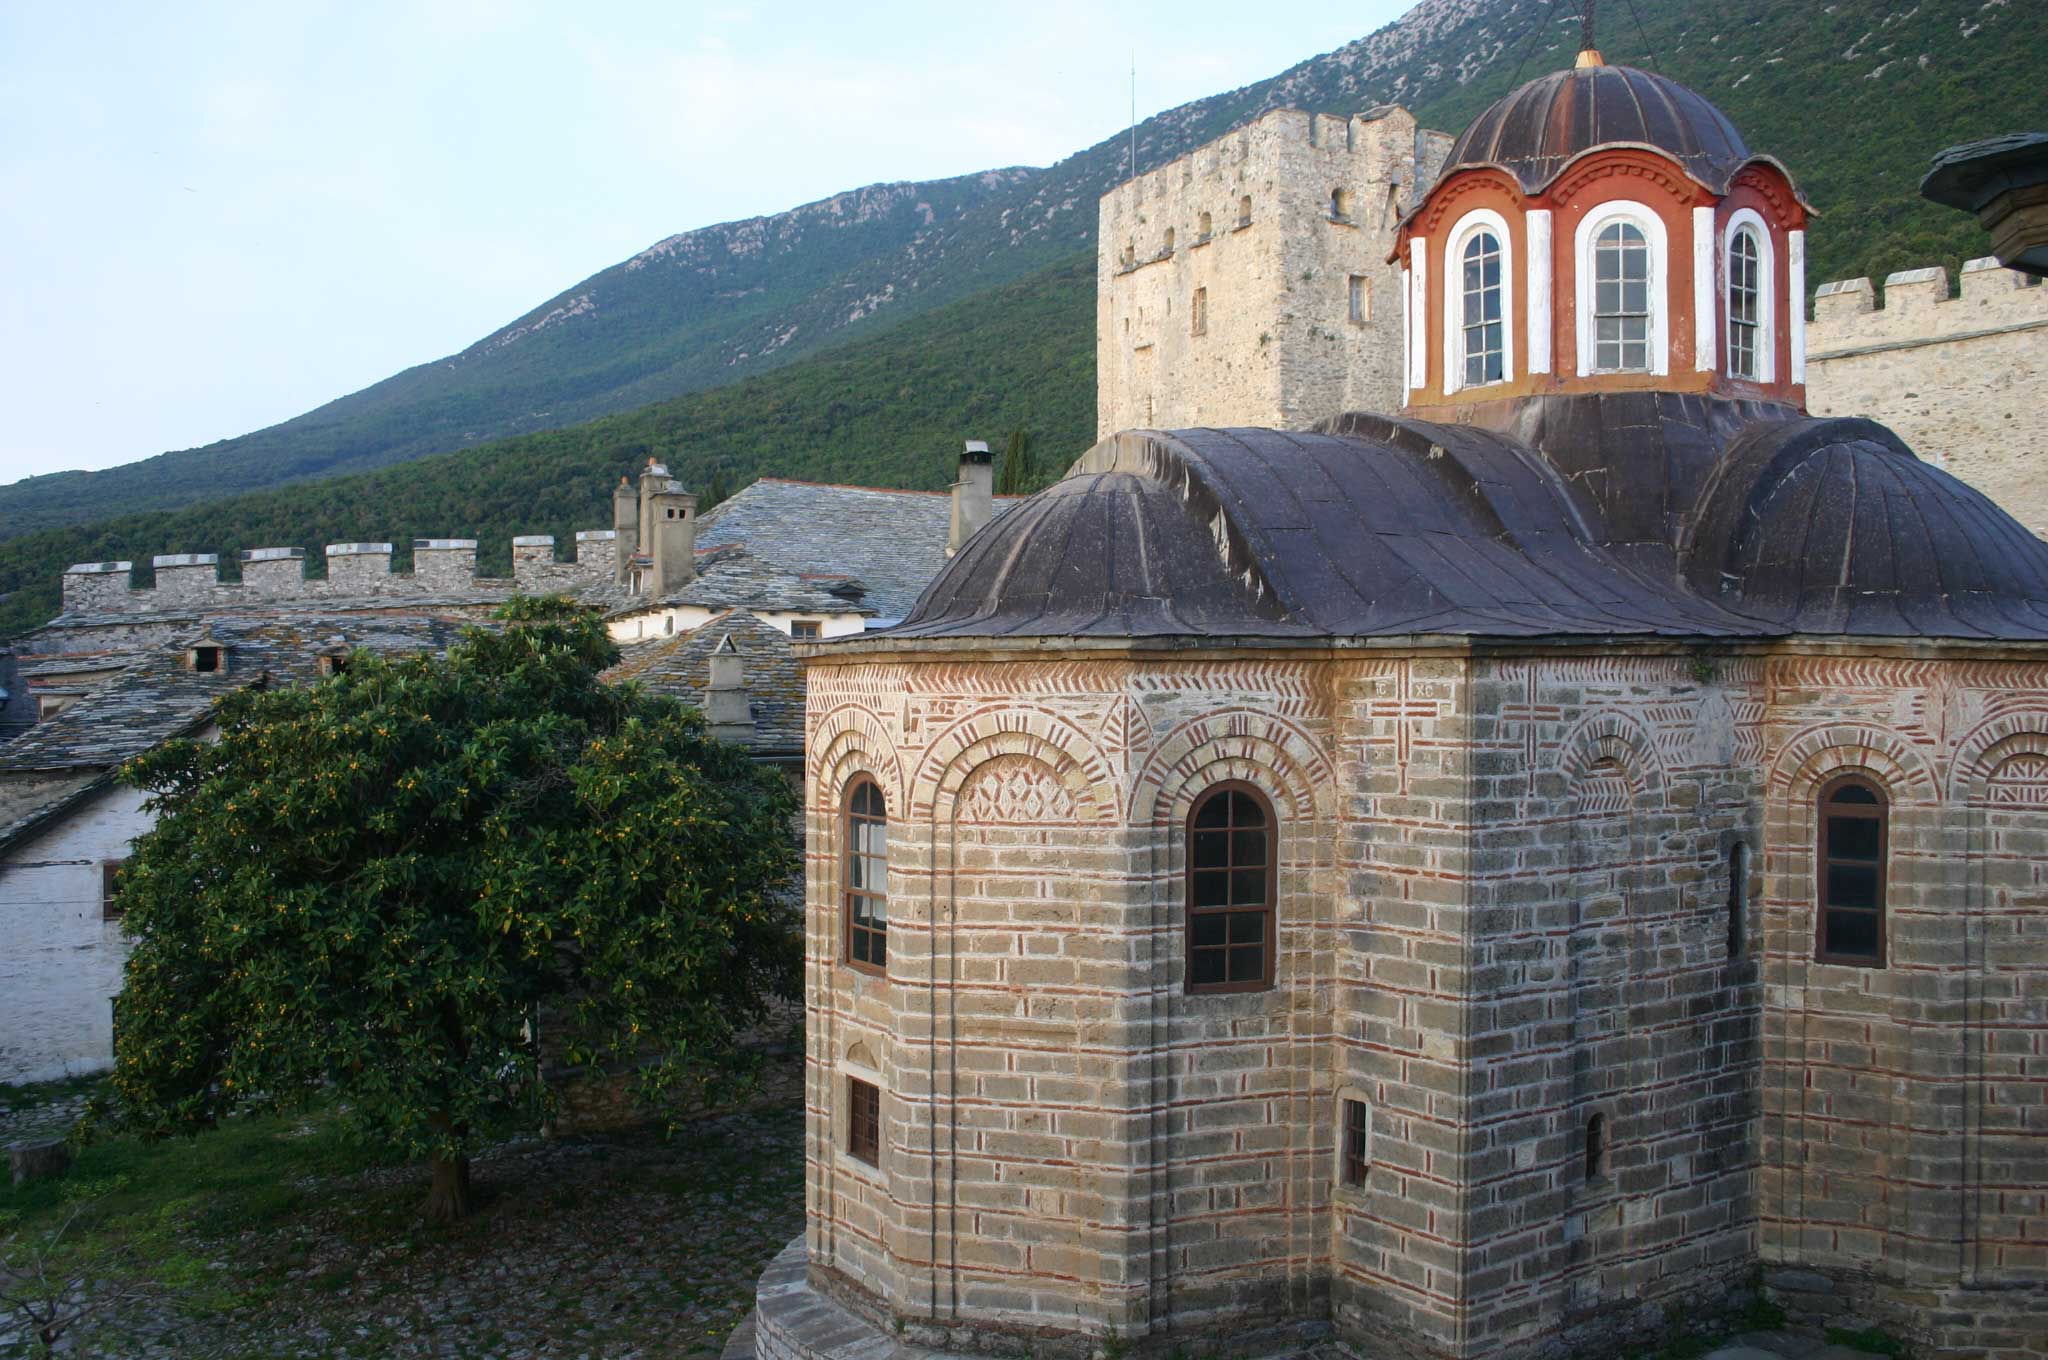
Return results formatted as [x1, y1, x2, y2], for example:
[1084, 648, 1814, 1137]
[1186, 783, 1274, 992]
[1727, 227, 1762, 380]
[1593, 221, 1652, 371]
[1462, 231, 1505, 385]
[1817, 777, 1887, 965]
[844, 778, 889, 971]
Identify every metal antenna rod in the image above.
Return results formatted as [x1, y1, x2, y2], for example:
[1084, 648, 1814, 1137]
[1580, 0, 1597, 51]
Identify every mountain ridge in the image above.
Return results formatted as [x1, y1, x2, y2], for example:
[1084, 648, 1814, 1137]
[2, 0, 2042, 551]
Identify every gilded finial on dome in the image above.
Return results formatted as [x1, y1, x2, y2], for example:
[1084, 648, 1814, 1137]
[1575, 0, 1603, 66]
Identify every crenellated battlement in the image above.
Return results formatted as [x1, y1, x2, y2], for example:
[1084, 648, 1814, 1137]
[59, 530, 620, 616]
[1809, 255, 2048, 348]
[1805, 255, 2048, 536]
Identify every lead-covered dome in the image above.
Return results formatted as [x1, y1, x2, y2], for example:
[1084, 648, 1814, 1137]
[1441, 61, 1760, 195]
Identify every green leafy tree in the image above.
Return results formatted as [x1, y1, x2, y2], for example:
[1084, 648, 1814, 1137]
[103, 597, 800, 1221]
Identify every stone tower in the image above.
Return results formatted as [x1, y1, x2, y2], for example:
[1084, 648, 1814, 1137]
[1096, 106, 1452, 436]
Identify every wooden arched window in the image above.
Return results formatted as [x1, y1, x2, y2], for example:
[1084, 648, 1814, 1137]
[1817, 775, 1887, 966]
[1186, 783, 1275, 993]
[843, 777, 888, 973]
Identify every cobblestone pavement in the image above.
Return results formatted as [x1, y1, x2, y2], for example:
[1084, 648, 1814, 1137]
[3, 1099, 804, 1360]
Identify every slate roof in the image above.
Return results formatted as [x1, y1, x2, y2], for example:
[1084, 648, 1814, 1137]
[696, 478, 1022, 621]
[891, 393, 2048, 644]
[602, 542, 871, 620]
[606, 611, 803, 755]
[0, 614, 471, 775]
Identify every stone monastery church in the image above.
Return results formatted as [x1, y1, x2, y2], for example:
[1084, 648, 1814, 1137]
[756, 48, 2048, 1360]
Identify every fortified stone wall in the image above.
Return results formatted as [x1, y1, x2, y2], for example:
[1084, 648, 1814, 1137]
[1097, 107, 1451, 437]
[58, 530, 619, 616]
[1806, 258, 2048, 536]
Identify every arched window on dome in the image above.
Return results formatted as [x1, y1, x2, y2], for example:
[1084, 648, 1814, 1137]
[1594, 222, 1651, 370]
[1461, 233, 1505, 386]
[1573, 203, 1668, 377]
[1443, 209, 1514, 394]
[1724, 210, 1775, 383]
[1186, 783, 1275, 993]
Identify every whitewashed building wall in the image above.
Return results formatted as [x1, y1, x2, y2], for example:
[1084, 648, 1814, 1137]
[0, 784, 150, 1084]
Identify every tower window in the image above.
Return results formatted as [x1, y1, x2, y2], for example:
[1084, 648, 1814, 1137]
[1186, 783, 1275, 992]
[1197, 211, 1212, 241]
[1341, 1098, 1370, 1185]
[1593, 220, 1652, 371]
[1191, 287, 1208, 336]
[847, 1076, 880, 1165]
[1723, 212, 1775, 384]
[1585, 1113, 1608, 1182]
[1163, 227, 1175, 255]
[1348, 275, 1369, 324]
[1238, 196, 1252, 228]
[1462, 231, 1506, 385]
[843, 777, 889, 972]
[1331, 187, 1351, 220]
[1817, 776, 1887, 966]
[1727, 228, 1762, 379]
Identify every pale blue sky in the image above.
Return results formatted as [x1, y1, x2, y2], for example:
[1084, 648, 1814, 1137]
[0, 1, 1407, 486]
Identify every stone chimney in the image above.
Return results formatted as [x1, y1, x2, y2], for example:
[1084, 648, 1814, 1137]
[637, 458, 666, 566]
[705, 635, 754, 745]
[612, 476, 639, 584]
[649, 474, 699, 597]
[947, 440, 995, 557]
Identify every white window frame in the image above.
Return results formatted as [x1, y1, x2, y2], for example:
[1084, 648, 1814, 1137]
[1573, 201, 1669, 377]
[1723, 208, 1776, 384]
[1442, 208, 1515, 395]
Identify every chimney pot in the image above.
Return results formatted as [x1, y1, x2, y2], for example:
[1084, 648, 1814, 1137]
[948, 438, 996, 555]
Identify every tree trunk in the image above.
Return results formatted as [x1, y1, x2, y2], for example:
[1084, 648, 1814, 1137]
[423, 1149, 472, 1222]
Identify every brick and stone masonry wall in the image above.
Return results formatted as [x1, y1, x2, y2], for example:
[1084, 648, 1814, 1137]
[1098, 107, 1452, 438]
[800, 641, 2048, 1360]
[1806, 259, 2048, 536]
[58, 530, 619, 615]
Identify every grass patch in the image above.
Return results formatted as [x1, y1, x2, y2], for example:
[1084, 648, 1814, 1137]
[0, 1073, 105, 1114]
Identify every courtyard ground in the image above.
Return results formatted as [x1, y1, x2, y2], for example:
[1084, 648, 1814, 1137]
[0, 1071, 804, 1359]
[3, 1071, 1911, 1360]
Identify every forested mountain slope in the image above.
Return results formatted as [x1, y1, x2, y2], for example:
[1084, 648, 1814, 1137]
[0, 257, 1093, 638]
[2, 0, 2039, 543]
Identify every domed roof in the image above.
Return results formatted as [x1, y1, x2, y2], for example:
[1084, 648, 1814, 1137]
[1682, 417, 2048, 637]
[889, 401, 2048, 645]
[1440, 61, 1762, 196]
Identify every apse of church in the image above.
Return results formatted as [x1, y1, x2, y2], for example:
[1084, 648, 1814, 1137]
[764, 40, 2048, 1360]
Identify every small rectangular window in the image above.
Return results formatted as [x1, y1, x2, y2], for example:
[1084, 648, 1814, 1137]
[1191, 287, 1208, 337]
[101, 860, 126, 921]
[791, 620, 821, 639]
[847, 1077, 880, 1165]
[192, 646, 221, 673]
[1348, 276, 1369, 324]
[1341, 1099, 1370, 1185]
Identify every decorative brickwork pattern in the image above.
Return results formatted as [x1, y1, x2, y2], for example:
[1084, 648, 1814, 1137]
[798, 641, 2048, 1360]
